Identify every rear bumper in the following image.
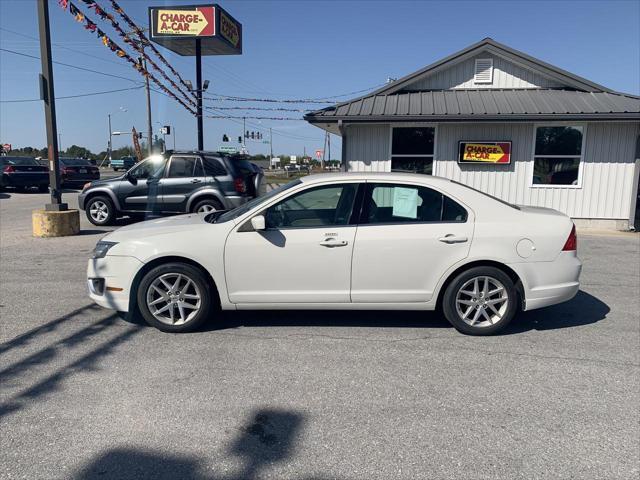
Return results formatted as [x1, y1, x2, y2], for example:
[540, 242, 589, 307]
[3, 173, 49, 187]
[62, 174, 100, 185]
[87, 255, 143, 312]
[508, 252, 582, 311]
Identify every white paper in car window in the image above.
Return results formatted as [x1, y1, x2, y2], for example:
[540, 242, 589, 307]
[392, 187, 418, 219]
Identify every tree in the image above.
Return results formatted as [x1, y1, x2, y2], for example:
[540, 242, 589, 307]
[64, 144, 92, 159]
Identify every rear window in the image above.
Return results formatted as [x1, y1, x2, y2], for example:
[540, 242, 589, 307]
[203, 156, 228, 176]
[1, 157, 39, 166]
[61, 158, 92, 166]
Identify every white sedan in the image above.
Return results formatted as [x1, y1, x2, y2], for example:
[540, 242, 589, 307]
[87, 173, 581, 335]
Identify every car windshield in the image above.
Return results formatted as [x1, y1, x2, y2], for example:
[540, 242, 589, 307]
[61, 158, 91, 166]
[209, 179, 302, 224]
[1, 157, 39, 166]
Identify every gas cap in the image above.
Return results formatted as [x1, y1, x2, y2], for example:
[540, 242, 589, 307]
[516, 238, 536, 258]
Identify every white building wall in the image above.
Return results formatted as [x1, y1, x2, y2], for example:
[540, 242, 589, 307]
[404, 53, 564, 91]
[345, 121, 640, 220]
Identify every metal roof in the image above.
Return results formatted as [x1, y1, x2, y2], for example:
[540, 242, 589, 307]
[305, 89, 640, 123]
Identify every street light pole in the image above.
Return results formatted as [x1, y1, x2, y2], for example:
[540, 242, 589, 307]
[36, 0, 65, 211]
[108, 114, 112, 161]
[195, 39, 203, 150]
[143, 57, 152, 155]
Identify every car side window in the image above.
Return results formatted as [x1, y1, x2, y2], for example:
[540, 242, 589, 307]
[167, 156, 199, 178]
[203, 156, 227, 177]
[264, 183, 358, 229]
[361, 183, 467, 224]
[129, 157, 167, 179]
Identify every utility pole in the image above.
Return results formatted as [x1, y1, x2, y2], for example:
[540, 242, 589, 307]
[36, 0, 65, 211]
[270, 127, 273, 159]
[143, 57, 152, 155]
[195, 39, 203, 150]
[108, 114, 113, 160]
[328, 133, 331, 165]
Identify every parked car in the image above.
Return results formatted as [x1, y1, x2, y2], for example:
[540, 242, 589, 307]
[110, 156, 136, 172]
[0, 156, 49, 191]
[59, 157, 100, 188]
[86, 172, 581, 335]
[78, 151, 263, 226]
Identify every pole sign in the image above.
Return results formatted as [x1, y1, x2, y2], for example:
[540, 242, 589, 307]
[458, 141, 511, 164]
[2, 143, 11, 153]
[149, 4, 242, 56]
[315, 149, 323, 159]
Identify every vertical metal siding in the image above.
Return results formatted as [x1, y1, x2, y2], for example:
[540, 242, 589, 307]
[405, 53, 564, 91]
[345, 124, 391, 172]
[435, 122, 640, 219]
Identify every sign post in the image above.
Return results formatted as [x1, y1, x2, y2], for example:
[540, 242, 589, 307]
[149, 4, 242, 151]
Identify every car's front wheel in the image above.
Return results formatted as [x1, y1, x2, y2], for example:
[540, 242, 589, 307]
[85, 195, 115, 226]
[442, 266, 517, 335]
[137, 262, 212, 332]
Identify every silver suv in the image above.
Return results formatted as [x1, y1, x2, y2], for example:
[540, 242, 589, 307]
[78, 151, 264, 226]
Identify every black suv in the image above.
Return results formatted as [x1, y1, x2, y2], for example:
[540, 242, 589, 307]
[78, 151, 264, 226]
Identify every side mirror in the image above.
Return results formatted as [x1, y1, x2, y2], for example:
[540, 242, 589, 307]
[126, 172, 137, 185]
[250, 215, 266, 231]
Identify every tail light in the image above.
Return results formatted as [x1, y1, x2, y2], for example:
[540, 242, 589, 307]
[562, 224, 577, 251]
[233, 177, 247, 194]
[3, 165, 15, 173]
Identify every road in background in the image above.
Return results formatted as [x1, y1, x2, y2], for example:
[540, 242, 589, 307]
[0, 191, 639, 479]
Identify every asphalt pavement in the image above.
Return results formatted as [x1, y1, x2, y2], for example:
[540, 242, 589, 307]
[0, 188, 638, 479]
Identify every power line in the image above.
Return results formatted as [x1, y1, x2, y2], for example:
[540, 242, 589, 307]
[0, 85, 143, 103]
[0, 47, 143, 84]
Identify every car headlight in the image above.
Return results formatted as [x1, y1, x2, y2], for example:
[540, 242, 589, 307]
[92, 241, 118, 258]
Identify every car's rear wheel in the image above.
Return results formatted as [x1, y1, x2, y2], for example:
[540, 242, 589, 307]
[442, 266, 517, 335]
[137, 262, 212, 332]
[192, 198, 224, 214]
[85, 195, 115, 226]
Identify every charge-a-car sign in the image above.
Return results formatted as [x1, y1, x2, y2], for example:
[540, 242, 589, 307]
[151, 6, 215, 37]
[458, 141, 511, 164]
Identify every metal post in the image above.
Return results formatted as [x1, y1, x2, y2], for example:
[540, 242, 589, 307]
[270, 127, 273, 159]
[58, 133, 62, 152]
[338, 120, 347, 172]
[108, 114, 112, 160]
[173, 126, 176, 150]
[195, 39, 203, 150]
[36, 0, 65, 211]
[144, 58, 152, 155]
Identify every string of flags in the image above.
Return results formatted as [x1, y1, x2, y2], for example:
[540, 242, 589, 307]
[207, 114, 303, 121]
[205, 95, 335, 105]
[74, 0, 197, 110]
[58, 0, 196, 116]
[107, 0, 196, 100]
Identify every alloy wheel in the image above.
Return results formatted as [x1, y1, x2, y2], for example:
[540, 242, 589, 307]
[196, 204, 217, 213]
[89, 200, 109, 223]
[455, 276, 509, 327]
[146, 273, 202, 326]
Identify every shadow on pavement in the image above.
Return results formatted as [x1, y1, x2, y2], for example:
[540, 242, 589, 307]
[0, 192, 11, 199]
[502, 290, 609, 334]
[72, 408, 336, 480]
[0, 305, 144, 419]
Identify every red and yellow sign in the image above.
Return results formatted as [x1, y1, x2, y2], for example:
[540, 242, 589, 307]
[458, 141, 511, 164]
[220, 10, 240, 48]
[154, 7, 215, 37]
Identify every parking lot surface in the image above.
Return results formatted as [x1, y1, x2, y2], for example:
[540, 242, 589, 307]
[1, 189, 639, 479]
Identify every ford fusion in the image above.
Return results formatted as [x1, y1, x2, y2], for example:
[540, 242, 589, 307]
[87, 173, 581, 335]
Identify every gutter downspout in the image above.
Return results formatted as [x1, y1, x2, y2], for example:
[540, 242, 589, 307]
[628, 135, 640, 231]
[338, 120, 347, 172]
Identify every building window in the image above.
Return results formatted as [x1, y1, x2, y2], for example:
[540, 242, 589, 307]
[533, 126, 583, 186]
[391, 127, 435, 175]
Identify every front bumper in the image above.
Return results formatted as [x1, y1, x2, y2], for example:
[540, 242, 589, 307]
[78, 192, 87, 210]
[509, 251, 582, 311]
[87, 255, 143, 312]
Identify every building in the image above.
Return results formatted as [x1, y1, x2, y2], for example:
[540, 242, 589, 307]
[305, 38, 640, 230]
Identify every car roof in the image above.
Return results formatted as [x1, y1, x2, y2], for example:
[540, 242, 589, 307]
[299, 172, 456, 186]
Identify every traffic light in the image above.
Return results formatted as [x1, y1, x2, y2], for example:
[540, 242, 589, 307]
[238, 136, 242, 144]
[138, 132, 143, 139]
[250, 131, 255, 139]
[245, 130, 250, 139]
[222, 134, 229, 142]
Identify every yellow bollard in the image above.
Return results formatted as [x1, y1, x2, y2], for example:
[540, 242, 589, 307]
[32, 209, 80, 237]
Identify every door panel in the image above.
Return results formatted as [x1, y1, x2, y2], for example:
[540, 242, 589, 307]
[224, 182, 360, 304]
[118, 157, 167, 212]
[160, 155, 206, 212]
[351, 183, 473, 303]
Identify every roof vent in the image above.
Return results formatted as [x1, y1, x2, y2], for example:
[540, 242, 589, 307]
[474, 58, 493, 84]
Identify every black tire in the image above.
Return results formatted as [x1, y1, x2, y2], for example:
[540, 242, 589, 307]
[38, 184, 49, 193]
[191, 197, 224, 214]
[442, 266, 518, 336]
[136, 262, 212, 333]
[85, 195, 116, 226]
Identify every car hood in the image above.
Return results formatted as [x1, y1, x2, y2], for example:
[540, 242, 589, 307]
[104, 214, 212, 243]
[89, 175, 125, 187]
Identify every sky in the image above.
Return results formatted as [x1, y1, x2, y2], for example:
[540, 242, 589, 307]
[0, 0, 639, 159]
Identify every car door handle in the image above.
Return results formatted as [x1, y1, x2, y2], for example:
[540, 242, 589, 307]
[438, 234, 468, 244]
[191, 179, 202, 183]
[319, 239, 348, 248]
